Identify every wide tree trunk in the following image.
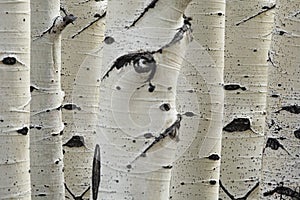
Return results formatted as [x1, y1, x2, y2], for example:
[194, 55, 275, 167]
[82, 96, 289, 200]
[97, 0, 193, 199]
[169, 0, 225, 199]
[60, 0, 107, 199]
[30, 0, 65, 199]
[0, 0, 31, 199]
[220, 0, 275, 199]
[261, 0, 300, 199]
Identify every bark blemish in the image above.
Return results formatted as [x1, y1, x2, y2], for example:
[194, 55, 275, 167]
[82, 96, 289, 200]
[263, 183, 300, 199]
[207, 154, 220, 161]
[104, 36, 115, 44]
[265, 138, 291, 155]
[160, 103, 171, 111]
[62, 103, 81, 111]
[162, 165, 173, 169]
[223, 118, 251, 132]
[63, 135, 85, 148]
[64, 183, 90, 200]
[92, 144, 101, 200]
[276, 104, 300, 114]
[183, 111, 196, 117]
[294, 128, 300, 139]
[224, 84, 246, 91]
[2, 57, 17, 65]
[219, 180, 259, 200]
[16, 127, 29, 135]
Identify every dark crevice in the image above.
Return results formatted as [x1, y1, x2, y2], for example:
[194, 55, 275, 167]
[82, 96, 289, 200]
[126, 0, 159, 28]
[219, 180, 259, 200]
[63, 135, 85, 148]
[236, 4, 276, 26]
[92, 144, 101, 200]
[2, 57, 17, 65]
[263, 185, 300, 199]
[264, 138, 291, 155]
[16, 127, 29, 135]
[62, 103, 82, 111]
[275, 105, 300, 114]
[207, 154, 220, 161]
[224, 84, 246, 91]
[294, 128, 300, 139]
[72, 11, 106, 39]
[64, 183, 90, 200]
[223, 118, 251, 132]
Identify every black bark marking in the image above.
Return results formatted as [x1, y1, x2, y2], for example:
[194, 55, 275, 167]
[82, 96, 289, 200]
[209, 180, 217, 185]
[223, 118, 251, 132]
[276, 105, 300, 114]
[224, 84, 246, 91]
[162, 165, 173, 169]
[131, 114, 182, 164]
[126, 0, 159, 28]
[267, 50, 277, 68]
[92, 144, 101, 200]
[144, 133, 154, 138]
[159, 103, 171, 111]
[219, 180, 259, 200]
[30, 85, 38, 92]
[207, 154, 220, 161]
[64, 183, 90, 200]
[36, 194, 47, 197]
[63, 135, 85, 148]
[62, 103, 81, 111]
[2, 57, 16, 65]
[16, 127, 29, 135]
[183, 111, 196, 117]
[29, 125, 42, 130]
[294, 128, 300, 139]
[236, 4, 276, 26]
[263, 185, 300, 199]
[72, 12, 106, 39]
[265, 138, 291, 155]
[104, 36, 115, 44]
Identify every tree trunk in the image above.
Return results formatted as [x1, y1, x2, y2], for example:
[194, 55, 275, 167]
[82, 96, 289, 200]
[30, 0, 66, 199]
[0, 0, 31, 199]
[220, 0, 275, 199]
[169, 0, 225, 199]
[261, 0, 300, 199]
[97, 0, 192, 199]
[60, 1, 107, 199]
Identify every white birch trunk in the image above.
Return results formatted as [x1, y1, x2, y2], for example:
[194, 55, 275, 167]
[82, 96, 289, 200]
[30, 1, 66, 199]
[0, 0, 31, 199]
[60, 1, 107, 199]
[261, 1, 300, 199]
[97, 0, 192, 199]
[220, 0, 275, 199]
[169, 0, 225, 199]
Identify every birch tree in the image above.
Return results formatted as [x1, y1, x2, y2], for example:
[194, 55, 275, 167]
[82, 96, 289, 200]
[97, 0, 194, 199]
[0, 0, 31, 199]
[30, 0, 76, 198]
[261, 0, 300, 199]
[220, 0, 275, 199]
[169, 0, 225, 199]
[60, 1, 107, 199]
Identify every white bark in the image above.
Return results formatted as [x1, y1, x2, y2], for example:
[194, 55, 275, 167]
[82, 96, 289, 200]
[0, 0, 31, 199]
[220, 0, 275, 199]
[97, 0, 192, 199]
[169, 0, 225, 199]
[261, 0, 300, 199]
[30, 1, 66, 199]
[60, 1, 107, 199]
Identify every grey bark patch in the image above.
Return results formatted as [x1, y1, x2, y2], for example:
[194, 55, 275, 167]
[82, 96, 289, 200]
[104, 36, 115, 44]
[223, 118, 251, 132]
[16, 127, 29, 135]
[183, 111, 196, 117]
[92, 144, 101, 200]
[2, 57, 16, 65]
[63, 135, 85, 148]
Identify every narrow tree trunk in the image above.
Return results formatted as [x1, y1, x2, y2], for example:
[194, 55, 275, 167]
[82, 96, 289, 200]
[0, 0, 31, 199]
[97, 0, 192, 199]
[261, 1, 300, 199]
[220, 0, 275, 199]
[169, 0, 225, 199]
[30, 1, 66, 199]
[60, 1, 107, 199]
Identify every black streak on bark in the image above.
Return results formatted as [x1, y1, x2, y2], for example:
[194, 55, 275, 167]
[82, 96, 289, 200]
[62, 103, 81, 111]
[223, 118, 251, 132]
[236, 4, 276, 26]
[294, 128, 300, 139]
[17, 127, 29, 135]
[64, 183, 90, 200]
[2, 57, 16, 65]
[126, 0, 159, 28]
[92, 144, 101, 200]
[224, 84, 246, 91]
[30, 85, 39, 92]
[263, 186, 300, 199]
[276, 105, 300, 114]
[162, 165, 173, 169]
[265, 138, 291, 155]
[72, 12, 106, 39]
[63, 135, 85, 148]
[219, 180, 259, 200]
[207, 154, 220, 161]
[160, 103, 171, 111]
